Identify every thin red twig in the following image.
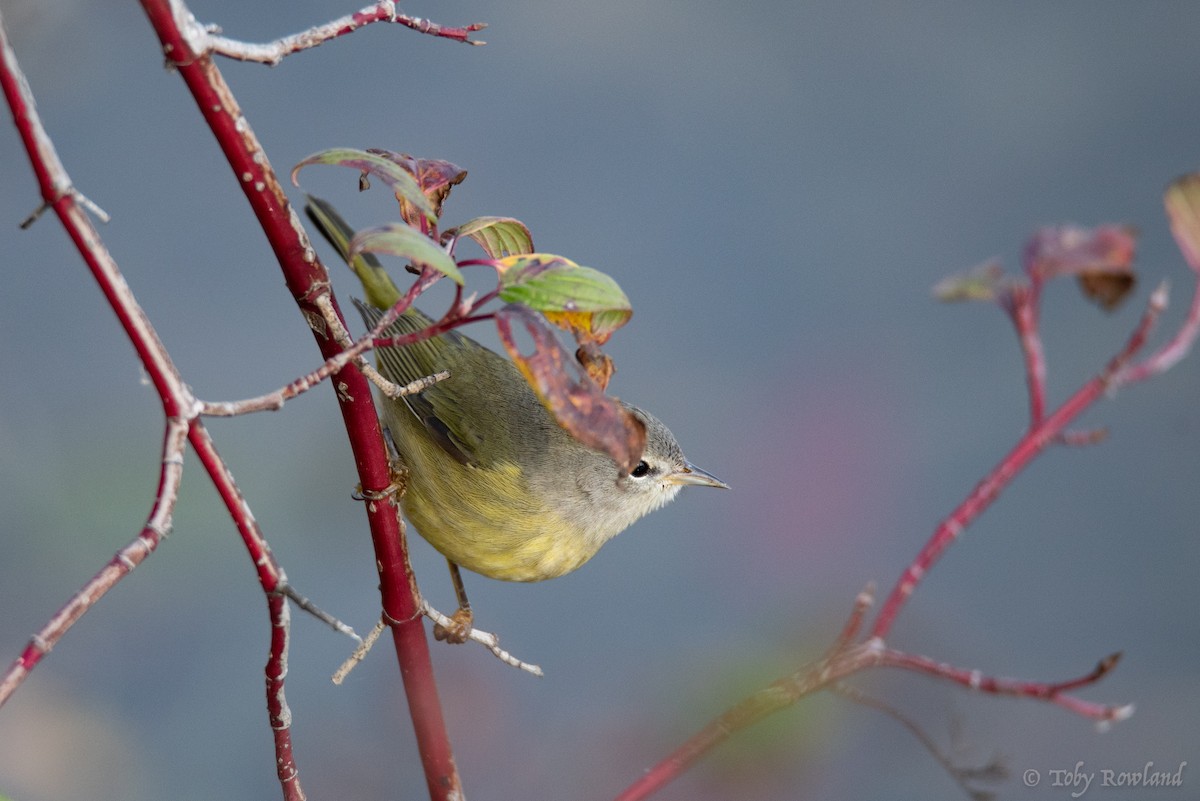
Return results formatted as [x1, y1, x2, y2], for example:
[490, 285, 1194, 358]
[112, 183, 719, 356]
[877, 648, 1131, 725]
[187, 421, 286, 590]
[1005, 282, 1048, 426]
[0, 13, 200, 706]
[825, 583, 874, 658]
[1121, 280, 1200, 383]
[267, 593, 305, 801]
[870, 281, 1167, 640]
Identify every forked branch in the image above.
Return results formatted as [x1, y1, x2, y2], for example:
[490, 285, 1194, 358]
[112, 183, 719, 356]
[616, 185, 1200, 801]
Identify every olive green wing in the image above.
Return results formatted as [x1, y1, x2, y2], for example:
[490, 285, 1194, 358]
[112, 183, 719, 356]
[354, 300, 485, 467]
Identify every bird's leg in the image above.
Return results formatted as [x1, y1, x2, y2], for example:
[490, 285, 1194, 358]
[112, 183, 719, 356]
[433, 560, 474, 644]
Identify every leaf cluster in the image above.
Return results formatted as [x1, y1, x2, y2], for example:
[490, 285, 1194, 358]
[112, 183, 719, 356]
[293, 147, 646, 472]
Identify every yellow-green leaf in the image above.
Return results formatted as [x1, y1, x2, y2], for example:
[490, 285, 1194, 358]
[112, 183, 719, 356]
[497, 254, 632, 343]
[304, 195, 403, 309]
[932, 260, 1007, 303]
[350, 223, 464, 286]
[1165, 173, 1200, 274]
[456, 216, 534, 258]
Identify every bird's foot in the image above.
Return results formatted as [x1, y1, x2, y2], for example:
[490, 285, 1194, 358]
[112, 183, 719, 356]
[433, 606, 474, 644]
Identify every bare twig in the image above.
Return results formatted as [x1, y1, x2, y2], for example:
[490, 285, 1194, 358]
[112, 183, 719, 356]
[280, 585, 360, 643]
[197, 291, 444, 417]
[0, 14, 202, 706]
[333, 617, 388, 685]
[1003, 282, 1048, 426]
[201, 0, 485, 66]
[312, 293, 450, 401]
[420, 601, 544, 677]
[825, 582, 874, 658]
[5, 2, 463, 796]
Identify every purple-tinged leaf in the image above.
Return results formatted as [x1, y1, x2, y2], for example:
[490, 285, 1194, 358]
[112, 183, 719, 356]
[1023, 224, 1137, 281]
[1023, 224, 1138, 310]
[494, 304, 645, 474]
[291, 148, 435, 224]
[365, 149, 466, 225]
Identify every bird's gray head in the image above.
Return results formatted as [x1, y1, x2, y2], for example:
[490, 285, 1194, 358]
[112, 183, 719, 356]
[602, 406, 728, 531]
[538, 404, 726, 548]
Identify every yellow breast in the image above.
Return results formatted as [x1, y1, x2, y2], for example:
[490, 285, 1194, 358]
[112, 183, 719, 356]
[399, 434, 604, 582]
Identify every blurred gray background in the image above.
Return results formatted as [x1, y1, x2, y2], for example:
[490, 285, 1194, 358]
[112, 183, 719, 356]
[2, 2, 1198, 800]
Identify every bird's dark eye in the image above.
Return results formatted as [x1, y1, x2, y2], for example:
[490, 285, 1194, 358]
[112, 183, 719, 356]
[630, 460, 651, 478]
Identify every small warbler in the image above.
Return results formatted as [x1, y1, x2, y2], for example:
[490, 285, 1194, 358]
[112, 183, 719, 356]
[306, 198, 726, 637]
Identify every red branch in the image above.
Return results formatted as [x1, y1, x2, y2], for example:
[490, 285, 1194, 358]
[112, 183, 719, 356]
[267, 593, 305, 801]
[2, 2, 463, 798]
[616, 218, 1198, 800]
[138, 1, 460, 797]
[616, 600, 1129, 801]
[870, 281, 1167, 640]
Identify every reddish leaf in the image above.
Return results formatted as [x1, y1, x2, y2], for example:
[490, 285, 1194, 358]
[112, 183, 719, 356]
[1077, 270, 1137, 311]
[1022, 224, 1138, 310]
[365, 149, 466, 225]
[1023, 225, 1137, 282]
[494, 304, 645, 474]
[575, 341, 616, 390]
[291, 148, 435, 224]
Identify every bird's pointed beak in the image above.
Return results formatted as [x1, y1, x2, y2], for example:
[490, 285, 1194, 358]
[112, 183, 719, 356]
[664, 462, 729, 489]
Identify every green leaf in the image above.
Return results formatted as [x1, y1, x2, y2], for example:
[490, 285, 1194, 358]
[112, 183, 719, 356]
[496, 254, 632, 343]
[304, 195, 404, 309]
[456, 216, 534, 258]
[291, 148, 435, 224]
[494, 303, 645, 474]
[350, 223, 464, 286]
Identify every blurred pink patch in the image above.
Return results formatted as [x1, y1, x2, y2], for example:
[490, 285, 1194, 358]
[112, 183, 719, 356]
[739, 369, 909, 572]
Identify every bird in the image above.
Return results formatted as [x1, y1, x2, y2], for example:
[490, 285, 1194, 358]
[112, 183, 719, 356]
[306, 196, 727, 639]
